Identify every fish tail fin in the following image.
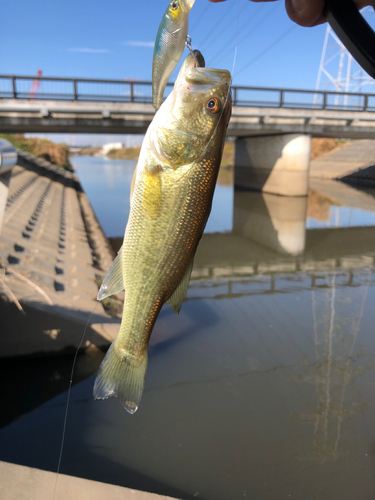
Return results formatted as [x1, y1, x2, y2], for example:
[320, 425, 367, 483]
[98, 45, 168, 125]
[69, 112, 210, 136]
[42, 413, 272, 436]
[93, 342, 148, 414]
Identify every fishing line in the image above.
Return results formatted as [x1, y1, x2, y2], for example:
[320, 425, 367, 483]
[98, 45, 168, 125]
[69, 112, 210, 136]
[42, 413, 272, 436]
[52, 301, 99, 500]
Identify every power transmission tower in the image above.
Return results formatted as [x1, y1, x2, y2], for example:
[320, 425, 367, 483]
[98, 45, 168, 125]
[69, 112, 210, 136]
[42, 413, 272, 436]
[315, 8, 375, 107]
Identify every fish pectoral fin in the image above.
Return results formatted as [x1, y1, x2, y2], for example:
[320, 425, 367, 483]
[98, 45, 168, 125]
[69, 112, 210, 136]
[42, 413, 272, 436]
[167, 258, 194, 315]
[93, 342, 147, 414]
[97, 246, 124, 300]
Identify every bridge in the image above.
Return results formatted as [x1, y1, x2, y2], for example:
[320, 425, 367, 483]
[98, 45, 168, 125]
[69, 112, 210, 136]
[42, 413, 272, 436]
[2, 74, 375, 197]
[1, 74, 375, 138]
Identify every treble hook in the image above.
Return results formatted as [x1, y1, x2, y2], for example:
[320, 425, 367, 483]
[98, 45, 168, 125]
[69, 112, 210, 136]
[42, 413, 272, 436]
[185, 35, 200, 66]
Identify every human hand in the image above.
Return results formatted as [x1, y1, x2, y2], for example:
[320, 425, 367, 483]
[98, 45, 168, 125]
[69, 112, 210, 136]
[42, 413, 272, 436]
[208, 0, 371, 28]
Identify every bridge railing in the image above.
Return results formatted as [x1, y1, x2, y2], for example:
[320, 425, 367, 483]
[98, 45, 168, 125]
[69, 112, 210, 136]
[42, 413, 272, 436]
[0, 75, 175, 104]
[1, 74, 375, 112]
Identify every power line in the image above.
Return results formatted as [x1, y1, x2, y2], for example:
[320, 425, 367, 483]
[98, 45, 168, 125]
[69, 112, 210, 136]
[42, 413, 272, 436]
[197, 1, 235, 52]
[203, 2, 261, 58]
[189, 1, 211, 33]
[234, 24, 297, 79]
[210, 6, 274, 66]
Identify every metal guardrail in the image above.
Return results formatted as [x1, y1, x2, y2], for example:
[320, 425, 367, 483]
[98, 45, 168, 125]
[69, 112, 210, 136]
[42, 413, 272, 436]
[1, 74, 375, 112]
[0, 139, 17, 176]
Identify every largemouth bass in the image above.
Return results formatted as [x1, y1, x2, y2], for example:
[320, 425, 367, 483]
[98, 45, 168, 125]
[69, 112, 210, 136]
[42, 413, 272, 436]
[152, 0, 195, 110]
[94, 50, 232, 414]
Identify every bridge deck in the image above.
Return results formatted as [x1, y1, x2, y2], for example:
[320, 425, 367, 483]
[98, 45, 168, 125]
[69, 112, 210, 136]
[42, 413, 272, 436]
[2, 99, 375, 138]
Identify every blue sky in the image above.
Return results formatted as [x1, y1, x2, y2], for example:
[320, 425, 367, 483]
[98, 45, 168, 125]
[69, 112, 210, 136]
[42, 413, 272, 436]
[2, 0, 374, 146]
[1, 0, 327, 89]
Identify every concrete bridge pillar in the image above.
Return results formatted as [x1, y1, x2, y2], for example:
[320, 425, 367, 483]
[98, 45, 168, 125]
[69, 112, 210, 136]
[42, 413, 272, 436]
[234, 133, 311, 196]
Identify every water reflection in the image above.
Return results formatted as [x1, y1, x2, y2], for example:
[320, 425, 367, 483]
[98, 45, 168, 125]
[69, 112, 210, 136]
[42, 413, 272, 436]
[233, 190, 307, 255]
[71, 156, 136, 237]
[309, 272, 371, 462]
[1, 160, 375, 500]
[307, 178, 375, 229]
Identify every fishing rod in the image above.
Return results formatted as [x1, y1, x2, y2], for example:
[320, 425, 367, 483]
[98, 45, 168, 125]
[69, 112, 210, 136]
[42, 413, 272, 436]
[325, 0, 375, 78]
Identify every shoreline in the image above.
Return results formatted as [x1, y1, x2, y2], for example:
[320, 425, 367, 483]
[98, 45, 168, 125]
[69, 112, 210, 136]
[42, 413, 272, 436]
[0, 461, 180, 500]
[0, 150, 121, 359]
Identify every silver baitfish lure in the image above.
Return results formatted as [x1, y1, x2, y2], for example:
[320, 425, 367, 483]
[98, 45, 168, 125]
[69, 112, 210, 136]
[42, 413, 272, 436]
[152, 0, 195, 110]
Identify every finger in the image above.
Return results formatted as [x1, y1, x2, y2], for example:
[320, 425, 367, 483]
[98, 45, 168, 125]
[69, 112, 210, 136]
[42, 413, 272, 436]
[285, 0, 325, 27]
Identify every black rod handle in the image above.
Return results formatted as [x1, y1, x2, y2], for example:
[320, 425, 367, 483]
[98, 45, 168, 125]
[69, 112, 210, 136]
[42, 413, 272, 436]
[324, 0, 375, 79]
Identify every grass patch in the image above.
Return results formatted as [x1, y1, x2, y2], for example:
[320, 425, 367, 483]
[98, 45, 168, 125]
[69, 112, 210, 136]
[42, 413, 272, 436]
[0, 133, 73, 171]
[107, 147, 141, 160]
[72, 147, 101, 156]
[221, 140, 234, 168]
[310, 138, 349, 160]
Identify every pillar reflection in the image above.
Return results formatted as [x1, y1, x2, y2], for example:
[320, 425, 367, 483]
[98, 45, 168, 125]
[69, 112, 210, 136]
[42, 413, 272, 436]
[233, 189, 307, 255]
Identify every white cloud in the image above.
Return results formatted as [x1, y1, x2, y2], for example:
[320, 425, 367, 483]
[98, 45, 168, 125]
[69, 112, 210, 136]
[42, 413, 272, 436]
[124, 41, 154, 48]
[67, 48, 110, 53]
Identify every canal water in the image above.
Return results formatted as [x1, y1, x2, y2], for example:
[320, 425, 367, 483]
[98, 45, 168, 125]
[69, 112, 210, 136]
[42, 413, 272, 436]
[71, 156, 234, 237]
[1, 156, 375, 500]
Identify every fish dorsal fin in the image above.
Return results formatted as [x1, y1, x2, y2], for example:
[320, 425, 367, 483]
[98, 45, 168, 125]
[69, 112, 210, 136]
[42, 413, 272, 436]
[167, 258, 194, 315]
[97, 246, 124, 301]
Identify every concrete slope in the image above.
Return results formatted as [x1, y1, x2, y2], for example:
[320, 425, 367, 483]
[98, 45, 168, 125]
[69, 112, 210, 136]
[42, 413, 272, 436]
[0, 461, 179, 500]
[310, 139, 375, 179]
[0, 151, 121, 357]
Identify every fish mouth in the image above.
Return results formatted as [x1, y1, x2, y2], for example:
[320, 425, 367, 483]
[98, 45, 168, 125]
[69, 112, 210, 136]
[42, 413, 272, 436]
[191, 50, 205, 68]
[177, 50, 205, 76]
[186, 67, 232, 87]
[176, 51, 231, 90]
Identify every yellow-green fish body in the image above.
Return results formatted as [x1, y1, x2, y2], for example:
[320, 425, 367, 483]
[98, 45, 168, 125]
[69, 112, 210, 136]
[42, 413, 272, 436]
[152, 0, 195, 110]
[94, 51, 232, 413]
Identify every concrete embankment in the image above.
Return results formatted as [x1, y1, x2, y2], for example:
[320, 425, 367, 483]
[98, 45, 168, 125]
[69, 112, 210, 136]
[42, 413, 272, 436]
[0, 461, 179, 500]
[310, 139, 375, 184]
[0, 150, 121, 358]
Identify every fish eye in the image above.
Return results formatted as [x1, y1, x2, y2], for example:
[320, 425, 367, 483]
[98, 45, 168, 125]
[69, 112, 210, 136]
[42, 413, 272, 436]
[207, 98, 220, 114]
[170, 0, 179, 10]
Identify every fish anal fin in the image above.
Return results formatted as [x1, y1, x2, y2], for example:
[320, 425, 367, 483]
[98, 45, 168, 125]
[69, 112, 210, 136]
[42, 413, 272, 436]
[167, 259, 194, 315]
[93, 342, 147, 414]
[97, 246, 124, 301]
